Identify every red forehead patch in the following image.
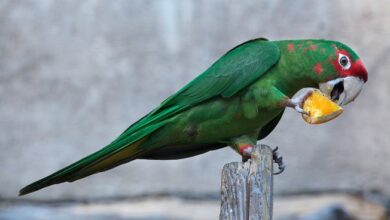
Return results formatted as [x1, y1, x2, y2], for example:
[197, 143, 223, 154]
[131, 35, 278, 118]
[335, 48, 351, 57]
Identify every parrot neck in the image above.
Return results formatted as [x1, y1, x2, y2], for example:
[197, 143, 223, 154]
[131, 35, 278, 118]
[270, 59, 318, 98]
[272, 40, 324, 97]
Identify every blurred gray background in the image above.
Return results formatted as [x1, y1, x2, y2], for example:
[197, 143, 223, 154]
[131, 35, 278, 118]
[0, 0, 389, 205]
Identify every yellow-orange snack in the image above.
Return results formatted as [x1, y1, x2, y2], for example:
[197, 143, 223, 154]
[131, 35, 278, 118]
[302, 90, 343, 124]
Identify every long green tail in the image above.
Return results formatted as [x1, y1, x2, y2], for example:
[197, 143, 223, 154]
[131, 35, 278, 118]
[19, 121, 167, 196]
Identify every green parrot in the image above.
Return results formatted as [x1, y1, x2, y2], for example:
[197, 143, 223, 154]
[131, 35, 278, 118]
[19, 38, 368, 196]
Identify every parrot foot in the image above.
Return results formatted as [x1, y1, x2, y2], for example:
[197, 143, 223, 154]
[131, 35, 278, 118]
[287, 89, 314, 115]
[239, 144, 254, 162]
[240, 145, 285, 175]
[273, 146, 286, 175]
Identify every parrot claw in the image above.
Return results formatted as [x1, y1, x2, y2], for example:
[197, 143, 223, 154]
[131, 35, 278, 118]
[241, 146, 286, 174]
[294, 105, 308, 115]
[272, 146, 286, 175]
[287, 89, 314, 115]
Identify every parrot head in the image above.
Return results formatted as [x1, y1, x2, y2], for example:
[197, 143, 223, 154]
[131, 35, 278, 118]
[296, 40, 368, 106]
[318, 42, 367, 106]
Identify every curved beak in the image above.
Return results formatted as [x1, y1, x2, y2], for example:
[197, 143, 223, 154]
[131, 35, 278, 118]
[319, 76, 365, 106]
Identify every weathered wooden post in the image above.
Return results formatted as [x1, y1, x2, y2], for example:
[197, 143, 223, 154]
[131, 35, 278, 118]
[219, 144, 273, 220]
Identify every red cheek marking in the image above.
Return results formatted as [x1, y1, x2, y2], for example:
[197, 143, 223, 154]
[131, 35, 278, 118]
[314, 62, 324, 75]
[288, 43, 295, 52]
[310, 45, 318, 51]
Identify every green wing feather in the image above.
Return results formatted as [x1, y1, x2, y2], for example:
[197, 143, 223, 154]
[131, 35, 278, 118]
[19, 38, 280, 196]
[117, 38, 280, 139]
[258, 110, 285, 140]
[19, 121, 168, 196]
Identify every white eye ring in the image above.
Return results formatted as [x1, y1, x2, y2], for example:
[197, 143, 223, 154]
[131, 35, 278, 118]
[338, 54, 351, 70]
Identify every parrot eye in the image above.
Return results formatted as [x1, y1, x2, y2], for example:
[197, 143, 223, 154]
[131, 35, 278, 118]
[338, 54, 351, 70]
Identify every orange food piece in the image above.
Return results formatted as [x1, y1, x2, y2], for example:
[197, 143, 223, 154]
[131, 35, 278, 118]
[302, 90, 343, 124]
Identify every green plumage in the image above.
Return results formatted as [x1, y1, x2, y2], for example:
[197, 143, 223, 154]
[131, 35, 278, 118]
[20, 38, 362, 195]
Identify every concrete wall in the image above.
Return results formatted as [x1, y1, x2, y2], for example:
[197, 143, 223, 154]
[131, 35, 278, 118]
[0, 0, 389, 200]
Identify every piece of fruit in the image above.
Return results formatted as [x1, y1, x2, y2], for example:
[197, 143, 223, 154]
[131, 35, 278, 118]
[302, 90, 343, 124]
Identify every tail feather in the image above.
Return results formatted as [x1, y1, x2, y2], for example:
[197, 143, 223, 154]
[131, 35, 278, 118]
[19, 121, 168, 196]
[19, 138, 144, 196]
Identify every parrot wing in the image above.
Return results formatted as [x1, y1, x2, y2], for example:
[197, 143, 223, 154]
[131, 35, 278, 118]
[117, 38, 281, 139]
[19, 38, 280, 196]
